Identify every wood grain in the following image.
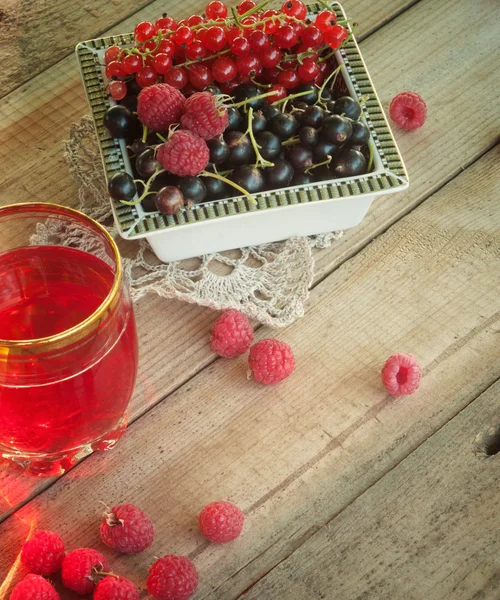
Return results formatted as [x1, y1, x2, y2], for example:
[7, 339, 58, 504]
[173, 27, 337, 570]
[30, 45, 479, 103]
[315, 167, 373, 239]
[1, 0, 499, 529]
[0, 143, 499, 597]
[242, 380, 500, 600]
[0, 0, 415, 98]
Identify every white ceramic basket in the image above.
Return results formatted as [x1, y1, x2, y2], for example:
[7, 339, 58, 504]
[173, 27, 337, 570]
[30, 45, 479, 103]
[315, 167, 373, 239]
[76, 2, 408, 262]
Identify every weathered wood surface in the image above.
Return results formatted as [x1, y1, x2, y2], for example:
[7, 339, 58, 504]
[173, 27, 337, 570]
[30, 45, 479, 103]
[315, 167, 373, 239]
[243, 380, 500, 600]
[1, 143, 499, 597]
[0, 0, 414, 99]
[1, 0, 499, 530]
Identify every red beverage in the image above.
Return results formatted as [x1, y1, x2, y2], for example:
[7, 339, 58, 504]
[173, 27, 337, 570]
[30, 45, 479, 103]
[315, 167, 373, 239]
[0, 244, 138, 473]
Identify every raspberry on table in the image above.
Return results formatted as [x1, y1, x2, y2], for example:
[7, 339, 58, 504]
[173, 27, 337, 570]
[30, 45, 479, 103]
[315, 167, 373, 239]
[100, 502, 155, 554]
[146, 555, 198, 600]
[210, 310, 254, 358]
[10, 574, 60, 600]
[180, 92, 229, 140]
[389, 91, 427, 130]
[157, 130, 209, 177]
[248, 339, 295, 385]
[381, 353, 421, 396]
[61, 548, 109, 595]
[21, 530, 65, 575]
[199, 501, 245, 543]
[137, 83, 186, 132]
[94, 576, 140, 600]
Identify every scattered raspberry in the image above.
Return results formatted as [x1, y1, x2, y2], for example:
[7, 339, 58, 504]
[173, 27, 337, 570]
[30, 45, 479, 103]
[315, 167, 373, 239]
[146, 555, 198, 600]
[61, 548, 109, 595]
[248, 339, 295, 385]
[180, 92, 229, 140]
[389, 91, 427, 131]
[157, 130, 209, 177]
[381, 353, 421, 396]
[94, 576, 140, 600]
[137, 83, 186, 132]
[21, 530, 65, 575]
[10, 574, 60, 600]
[100, 502, 154, 554]
[199, 501, 245, 543]
[210, 310, 254, 358]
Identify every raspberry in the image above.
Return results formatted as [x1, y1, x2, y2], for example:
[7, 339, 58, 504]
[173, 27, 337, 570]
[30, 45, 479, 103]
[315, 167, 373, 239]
[100, 502, 155, 554]
[10, 574, 59, 600]
[94, 576, 140, 600]
[157, 130, 209, 177]
[21, 530, 65, 575]
[389, 91, 427, 130]
[199, 501, 245, 543]
[381, 353, 421, 396]
[180, 92, 229, 140]
[61, 548, 109, 595]
[210, 310, 254, 358]
[146, 555, 198, 600]
[137, 83, 186, 132]
[248, 339, 295, 385]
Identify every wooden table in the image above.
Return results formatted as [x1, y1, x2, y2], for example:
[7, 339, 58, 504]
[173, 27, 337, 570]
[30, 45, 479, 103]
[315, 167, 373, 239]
[1, 0, 500, 597]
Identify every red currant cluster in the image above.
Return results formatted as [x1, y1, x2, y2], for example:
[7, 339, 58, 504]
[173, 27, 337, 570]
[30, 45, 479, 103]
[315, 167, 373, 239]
[104, 0, 349, 101]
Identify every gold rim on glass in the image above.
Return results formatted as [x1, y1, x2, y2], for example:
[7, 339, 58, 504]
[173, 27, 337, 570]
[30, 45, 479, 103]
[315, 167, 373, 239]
[0, 203, 122, 355]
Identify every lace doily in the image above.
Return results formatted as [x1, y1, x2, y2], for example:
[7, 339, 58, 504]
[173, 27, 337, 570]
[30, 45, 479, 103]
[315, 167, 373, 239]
[62, 116, 342, 327]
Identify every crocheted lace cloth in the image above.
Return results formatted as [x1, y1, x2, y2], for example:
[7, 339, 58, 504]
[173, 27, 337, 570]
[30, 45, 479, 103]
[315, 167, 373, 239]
[61, 116, 342, 327]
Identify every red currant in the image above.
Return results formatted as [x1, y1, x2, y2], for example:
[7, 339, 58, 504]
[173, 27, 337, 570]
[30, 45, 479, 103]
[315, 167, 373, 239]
[143, 39, 157, 53]
[262, 66, 280, 83]
[122, 54, 142, 74]
[177, 19, 187, 27]
[231, 36, 251, 57]
[281, 0, 307, 20]
[206, 1, 228, 19]
[157, 39, 176, 56]
[187, 14, 205, 27]
[301, 25, 323, 48]
[266, 84, 287, 103]
[134, 21, 155, 42]
[104, 46, 121, 64]
[184, 40, 207, 60]
[144, 54, 155, 68]
[249, 30, 270, 53]
[297, 59, 319, 82]
[136, 66, 158, 87]
[324, 24, 348, 49]
[315, 10, 337, 32]
[236, 55, 262, 79]
[105, 60, 126, 79]
[278, 68, 299, 89]
[237, 0, 256, 15]
[219, 79, 240, 94]
[203, 26, 227, 51]
[225, 24, 241, 44]
[173, 25, 195, 46]
[259, 46, 281, 68]
[188, 63, 213, 89]
[273, 24, 298, 49]
[262, 9, 280, 34]
[212, 56, 237, 82]
[240, 15, 257, 27]
[165, 66, 188, 89]
[155, 15, 177, 33]
[153, 53, 172, 74]
[107, 80, 127, 101]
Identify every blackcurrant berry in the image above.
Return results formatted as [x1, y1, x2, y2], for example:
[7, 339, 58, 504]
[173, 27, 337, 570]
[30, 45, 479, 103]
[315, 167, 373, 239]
[321, 114, 353, 145]
[264, 160, 294, 188]
[155, 186, 185, 215]
[227, 107, 245, 131]
[331, 148, 367, 177]
[224, 131, 255, 165]
[263, 105, 281, 121]
[332, 96, 362, 120]
[129, 139, 148, 155]
[313, 139, 336, 162]
[103, 105, 135, 139]
[207, 138, 230, 164]
[201, 175, 230, 200]
[230, 165, 265, 193]
[269, 113, 300, 140]
[291, 171, 315, 186]
[299, 126, 319, 147]
[178, 176, 207, 204]
[141, 195, 157, 212]
[120, 95, 138, 113]
[135, 148, 158, 178]
[295, 83, 318, 105]
[251, 110, 268, 133]
[205, 84, 222, 95]
[300, 105, 325, 128]
[108, 172, 137, 201]
[254, 131, 282, 160]
[287, 145, 313, 171]
[233, 83, 265, 110]
[349, 121, 371, 146]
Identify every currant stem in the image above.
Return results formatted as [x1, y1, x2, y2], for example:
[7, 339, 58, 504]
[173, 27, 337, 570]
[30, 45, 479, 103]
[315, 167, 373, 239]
[244, 107, 274, 168]
[176, 48, 231, 68]
[120, 167, 163, 206]
[141, 124, 148, 143]
[317, 63, 343, 101]
[282, 136, 300, 146]
[305, 155, 332, 173]
[201, 170, 256, 205]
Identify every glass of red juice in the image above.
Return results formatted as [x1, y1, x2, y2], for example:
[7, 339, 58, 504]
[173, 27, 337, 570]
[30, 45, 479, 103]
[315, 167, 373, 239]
[0, 203, 138, 476]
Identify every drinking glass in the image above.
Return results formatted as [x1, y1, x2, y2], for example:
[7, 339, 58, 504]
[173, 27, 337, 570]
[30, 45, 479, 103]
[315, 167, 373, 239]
[0, 203, 138, 476]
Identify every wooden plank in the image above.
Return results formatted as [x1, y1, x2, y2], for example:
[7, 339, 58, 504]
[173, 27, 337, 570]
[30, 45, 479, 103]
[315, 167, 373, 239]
[0, 141, 499, 597]
[0, 0, 414, 99]
[242, 378, 500, 600]
[0, 0, 499, 527]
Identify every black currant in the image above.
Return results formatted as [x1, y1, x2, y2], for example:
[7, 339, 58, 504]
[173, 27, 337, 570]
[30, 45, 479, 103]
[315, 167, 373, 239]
[120, 95, 138, 113]
[224, 131, 255, 165]
[136, 148, 158, 178]
[313, 139, 337, 163]
[332, 96, 362, 120]
[126, 78, 142, 96]
[300, 105, 325, 128]
[263, 105, 281, 121]
[205, 84, 222, 95]
[331, 149, 367, 177]
[129, 139, 148, 155]
[291, 171, 315, 186]
[201, 175, 229, 200]
[291, 100, 309, 111]
[254, 131, 282, 160]
[230, 166, 265, 194]
[319, 87, 332, 102]
[287, 145, 313, 171]
[103, 105, 135, 139]
[299, 126, 319, 147]
[141, 195, 157, 212]
[207, 138, 230, 164]
[151, 170, 178, 192]
[295, 83, 318, 105]
[251, 110, 267, 134]
[108, 172, 136, 201]
[155, 186, 185, 215]
[233, 83, 265, 110]
[227, 107, 245, 131]
[349, 121, 371, 146]
[321, 115, 353, 145]
[269, 113, 300, 140]
[264, 160, 294, 188]
[315, 164, 335, 180]
[178, 176, 207, 204]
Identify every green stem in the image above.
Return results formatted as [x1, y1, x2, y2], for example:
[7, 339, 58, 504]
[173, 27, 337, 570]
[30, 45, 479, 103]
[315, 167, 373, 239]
[201, 170, 256, 204]
[282, 136, 300, 147]
[305, 155, 332, 173]
[120, 167, 162, 206]
[156, 133, 167, 142]
[239, 0, 272, 19]
[317, 63, 343, 101]
[141, 124, 148, 143]
[176, 48, 231, 68]
[244, 107, 274, 168]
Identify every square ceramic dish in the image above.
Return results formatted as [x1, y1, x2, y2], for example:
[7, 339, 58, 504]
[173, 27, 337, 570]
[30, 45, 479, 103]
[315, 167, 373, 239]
[76, 1, 408, 262]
